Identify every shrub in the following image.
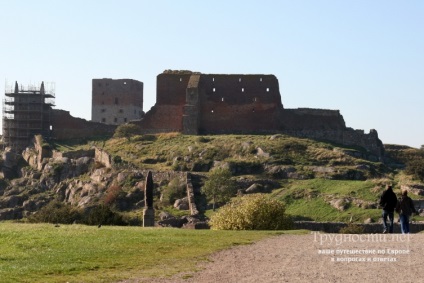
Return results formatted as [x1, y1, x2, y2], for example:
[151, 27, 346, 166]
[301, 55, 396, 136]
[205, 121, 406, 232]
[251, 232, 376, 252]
[113, 124, 141, 139]
[28, 200, 82, 224]
[196, 136, 210, 143]
[103, 185, 124, 206]
[83, 204, 126, 226]
[339, 223, 365, 234]
[209, 194, 292, 230]
[405, 158, 424, 182]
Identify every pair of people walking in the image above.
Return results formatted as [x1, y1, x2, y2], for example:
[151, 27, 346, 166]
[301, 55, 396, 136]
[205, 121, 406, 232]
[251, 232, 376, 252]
[379, 185, 417, 234]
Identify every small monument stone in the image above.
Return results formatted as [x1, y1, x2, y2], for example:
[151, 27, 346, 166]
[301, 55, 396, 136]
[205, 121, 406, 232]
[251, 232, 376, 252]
[143, 171, 155, 227]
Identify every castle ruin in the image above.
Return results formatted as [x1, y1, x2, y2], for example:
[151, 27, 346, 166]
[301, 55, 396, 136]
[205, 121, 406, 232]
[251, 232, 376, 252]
[92, 78, 143, 125]
[2, 71, 384, 158]
[133, 70, 384, 158]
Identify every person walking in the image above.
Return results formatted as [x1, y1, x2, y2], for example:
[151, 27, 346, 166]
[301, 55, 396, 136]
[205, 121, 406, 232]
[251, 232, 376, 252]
[379, 185, 398, 233]
[396, 189, 417, 234]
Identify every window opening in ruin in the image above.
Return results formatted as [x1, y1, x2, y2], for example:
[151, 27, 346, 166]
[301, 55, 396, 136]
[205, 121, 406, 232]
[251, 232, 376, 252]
[213, 88, 216, 92]
[114, 117, 118, 123]
[102, 118, 106, 123]
[239, 78, 241, 82]
[119, 109, 123, 113]
[212, 77, 215, 82]
[124, 82, 127, 85]
[252, 108, 255, 112]
[179, 78, 182, 82]
[211, 110, 214, 113]
[101, 109, 106, 113]
[266, 88, 270, 92]
[242, 88, 244, 92]
[260, 78, 263, 82]
[124, 118, 127, 122]
[253, 97, 257, 102]
[102, 92, 105, 95]
[221, 97, 224, 102]
[115, 97, 119, 104]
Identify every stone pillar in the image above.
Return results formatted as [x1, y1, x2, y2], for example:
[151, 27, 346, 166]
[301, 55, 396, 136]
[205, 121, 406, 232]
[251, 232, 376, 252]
[143, 171, 155, 227]
[143, 208, 155, 227]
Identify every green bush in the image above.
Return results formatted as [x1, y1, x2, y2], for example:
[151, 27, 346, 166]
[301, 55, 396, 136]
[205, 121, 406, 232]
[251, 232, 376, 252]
[84, 204, 126, 226]
[28, 201, 128, 226]
[209, 194, 292, 230]
[28, 201, 82, 224]
[405, 158, 424, 182]
[114, 124, 141, 139]
[339, 223, 365, 234]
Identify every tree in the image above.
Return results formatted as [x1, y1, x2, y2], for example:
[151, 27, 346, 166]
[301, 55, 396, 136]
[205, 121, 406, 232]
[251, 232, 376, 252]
[113, 123, 141, 140]
[406, 159, 424, 182]
[201, 168, 237, 211]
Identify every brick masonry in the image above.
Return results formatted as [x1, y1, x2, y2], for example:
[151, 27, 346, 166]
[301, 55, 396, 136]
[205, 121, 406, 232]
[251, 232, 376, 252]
[132, 70, 384, 158]
[92, 78, 143, 125]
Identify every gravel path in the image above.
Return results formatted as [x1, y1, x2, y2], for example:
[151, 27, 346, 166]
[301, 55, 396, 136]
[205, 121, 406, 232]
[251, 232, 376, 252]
[135, 233, 423, 283]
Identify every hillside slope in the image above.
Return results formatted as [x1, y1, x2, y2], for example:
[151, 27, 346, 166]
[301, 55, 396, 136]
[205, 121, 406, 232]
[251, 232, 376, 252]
[0, 133, 423, 224]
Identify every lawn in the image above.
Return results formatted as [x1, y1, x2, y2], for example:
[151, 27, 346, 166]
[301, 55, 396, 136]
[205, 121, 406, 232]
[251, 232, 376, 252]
[0, 223, 304, 283]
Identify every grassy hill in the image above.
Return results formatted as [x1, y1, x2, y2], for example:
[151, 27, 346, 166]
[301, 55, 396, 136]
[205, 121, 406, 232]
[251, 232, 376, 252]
[48, 133, 424, 224]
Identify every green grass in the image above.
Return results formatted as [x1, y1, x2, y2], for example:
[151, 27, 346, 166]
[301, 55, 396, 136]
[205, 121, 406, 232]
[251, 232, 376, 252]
[52, 133, 383, 174]
[0, 223, 305, 283]
[271, 179, 383, 222]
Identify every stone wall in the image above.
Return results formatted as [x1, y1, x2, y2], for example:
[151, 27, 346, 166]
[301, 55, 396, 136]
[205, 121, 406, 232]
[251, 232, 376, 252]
[132, 70, 385, 157]
[198, 74, 281, 134]
[53, 149, 95, 160]
[51, 109, 116, 141]
[186, 173, 199, 216]
[92, 78, 143, 125]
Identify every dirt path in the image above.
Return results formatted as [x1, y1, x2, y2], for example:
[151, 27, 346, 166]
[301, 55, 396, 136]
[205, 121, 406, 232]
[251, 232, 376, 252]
[135, 233, 423, 283]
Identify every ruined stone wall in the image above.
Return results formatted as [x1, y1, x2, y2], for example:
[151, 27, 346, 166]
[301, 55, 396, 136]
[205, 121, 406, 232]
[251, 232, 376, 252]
[183, 74, 201, 134]
[134, 105, 184, 133]
[156, 73, 192, 105]
[132, 71, 384, 157]
[133, 73, 192, 133]
[51, 109, 116, 140]
[198, 74, 282, 133]
[280, 108, 346, 130]
[92, 78, 143, 125]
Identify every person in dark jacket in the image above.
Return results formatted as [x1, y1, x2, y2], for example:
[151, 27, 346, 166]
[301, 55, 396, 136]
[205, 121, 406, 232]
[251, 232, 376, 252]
[396, 190, 417, 234]
[379, 185, 398, 233]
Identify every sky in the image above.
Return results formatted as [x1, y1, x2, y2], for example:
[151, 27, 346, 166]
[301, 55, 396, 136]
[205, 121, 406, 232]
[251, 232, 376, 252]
[0, 1, 423, 148]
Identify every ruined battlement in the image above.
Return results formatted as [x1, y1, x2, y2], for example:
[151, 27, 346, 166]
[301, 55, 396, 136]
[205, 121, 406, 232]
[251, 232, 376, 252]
[290, 108, 342, 117]
[92, 78, 143, 125]
[134, 70, 384, 158]
[4, 72, 384, 159]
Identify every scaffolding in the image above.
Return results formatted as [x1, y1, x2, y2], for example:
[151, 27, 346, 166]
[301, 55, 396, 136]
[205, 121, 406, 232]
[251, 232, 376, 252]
[2, 81, 55, 152]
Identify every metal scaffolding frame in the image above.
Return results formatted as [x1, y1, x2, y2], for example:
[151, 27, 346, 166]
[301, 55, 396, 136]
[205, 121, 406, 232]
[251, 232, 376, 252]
[2, 81, 55, 151]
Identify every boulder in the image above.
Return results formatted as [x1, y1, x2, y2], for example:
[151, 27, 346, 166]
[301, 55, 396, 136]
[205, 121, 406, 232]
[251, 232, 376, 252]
[159, 211, 174, 220]
[174, 197, 189, 210]
[245, 183, 264, 194]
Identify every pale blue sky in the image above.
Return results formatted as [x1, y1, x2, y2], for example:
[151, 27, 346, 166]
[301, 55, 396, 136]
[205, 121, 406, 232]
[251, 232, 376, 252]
[1, 1, 423, 148]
